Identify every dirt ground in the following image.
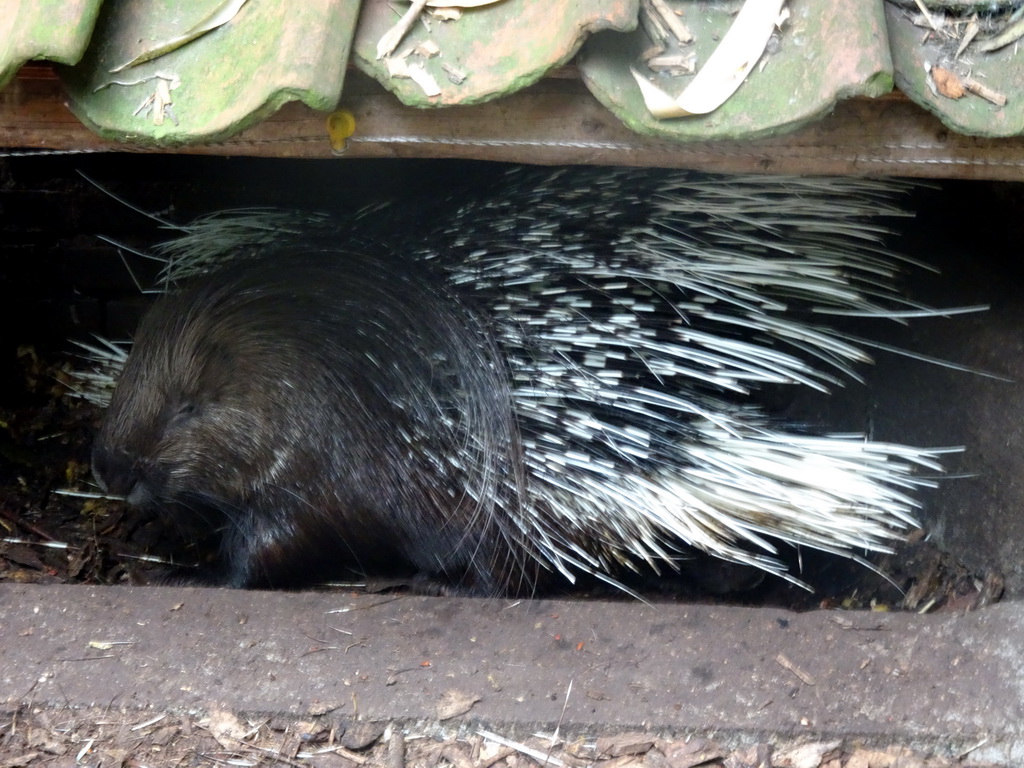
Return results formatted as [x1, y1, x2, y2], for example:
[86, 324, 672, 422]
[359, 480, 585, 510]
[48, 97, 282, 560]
[0, 706, 1007, 768]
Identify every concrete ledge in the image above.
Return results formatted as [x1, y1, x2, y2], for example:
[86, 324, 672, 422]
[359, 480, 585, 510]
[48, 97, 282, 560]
[1, 584, 1021, 764]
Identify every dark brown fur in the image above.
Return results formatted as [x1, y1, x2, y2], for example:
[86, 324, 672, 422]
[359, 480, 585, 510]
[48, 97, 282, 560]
[92, 252, 533, 594]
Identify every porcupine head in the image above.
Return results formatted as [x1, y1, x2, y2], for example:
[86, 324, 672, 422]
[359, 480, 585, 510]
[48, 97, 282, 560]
[91, 253, 531, 594]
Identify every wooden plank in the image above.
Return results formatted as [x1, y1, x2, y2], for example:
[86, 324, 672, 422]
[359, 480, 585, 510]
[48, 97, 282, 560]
[4, 67, 1024, 181]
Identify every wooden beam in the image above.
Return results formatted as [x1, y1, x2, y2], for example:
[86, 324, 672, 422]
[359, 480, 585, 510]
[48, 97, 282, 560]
[3, 67, 1024, 180]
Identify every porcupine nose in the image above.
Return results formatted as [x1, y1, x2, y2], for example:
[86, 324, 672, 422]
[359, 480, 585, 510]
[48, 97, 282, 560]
[91, 447, 151, 506]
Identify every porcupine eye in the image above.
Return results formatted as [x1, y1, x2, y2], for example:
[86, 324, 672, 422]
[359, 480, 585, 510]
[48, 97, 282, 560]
[172, 402, 198, 424]
[160, 400, 201, 434]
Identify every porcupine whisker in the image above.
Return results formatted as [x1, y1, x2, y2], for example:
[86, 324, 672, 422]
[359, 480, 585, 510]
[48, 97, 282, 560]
[177, 491, 239, 532]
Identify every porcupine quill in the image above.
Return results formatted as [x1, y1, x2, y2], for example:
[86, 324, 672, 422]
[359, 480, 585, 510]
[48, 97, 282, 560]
[74, 168, 985, 595]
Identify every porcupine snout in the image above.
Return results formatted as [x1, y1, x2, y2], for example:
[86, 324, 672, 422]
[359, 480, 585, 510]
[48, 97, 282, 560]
[91, 445, 160, 507]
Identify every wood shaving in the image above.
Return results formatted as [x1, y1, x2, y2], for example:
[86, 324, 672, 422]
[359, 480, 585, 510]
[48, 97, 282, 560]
[634, 0, 788, 118]
[423, 0, 502, 6]
[776, 652, 816, 685]
[640, 44, 666, 62]
[963, 75, 1008, 106]
[2, 708, 994, 768]
[407, 62, 442, 97]
[639, 2, 670, 46]
[436, 690, 480, 720]
[441, 62, 467, 84]
[644, 0, 692, 43]
[385, 56, 412, 78]
[416, 40, 441, 57]
[110, 0, 251, 73]
[972, 14, 1024, 53]
[956, 14, 980, 58]
[914, 0, 941, 32]
[377, 0, 429, 59]
[646, 53, 696, 75]
[929, 65, 1007, 106]
[428, 7, 462, 20]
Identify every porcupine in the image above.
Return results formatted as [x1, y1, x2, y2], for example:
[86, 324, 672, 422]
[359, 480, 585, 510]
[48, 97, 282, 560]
[87, 167, 957, 596]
